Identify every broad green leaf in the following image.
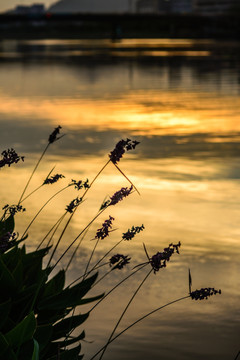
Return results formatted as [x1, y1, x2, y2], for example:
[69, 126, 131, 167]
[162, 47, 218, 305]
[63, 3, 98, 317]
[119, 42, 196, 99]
[11, 276, 46, 321]
[42, 270, 65, 298]
[37, 308, 72, 326]
[5, 312, 36, 348]
[0, 331, 10, 354]
[32, 339, 39, 360]
[38, 273, 99, 310]
[52, 313, 89, 341]
[12, 258, 24, 290]
[0, 257, 16, 298]
[0, 332, 17, 360]
[47, 345, 81, 360]
[0, 215, 15, 237]
[34, 325, 52, 352]
[75, 294, 104, 306]
[54, 330, 85, 348]
[22, 248, 50, 287]
[59, 345, 81, 360]
[24, 247, 51, 265]
[0, 299, 11, 330]
[1, 246, 20, 270]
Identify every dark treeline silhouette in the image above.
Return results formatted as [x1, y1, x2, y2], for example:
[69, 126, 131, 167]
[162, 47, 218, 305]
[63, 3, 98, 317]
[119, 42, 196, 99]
[0, 13, 240, 39]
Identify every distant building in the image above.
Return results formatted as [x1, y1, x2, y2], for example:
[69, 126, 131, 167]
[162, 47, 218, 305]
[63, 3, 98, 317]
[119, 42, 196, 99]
[194, 0, 238, 15]
[171, 0, 193, 14]
[136, 0, 159, 13]
[49, 0, 134, 14]
[136, 0, 193, 14]
[158, 0, 171, 13]
[8, 3, 45, 15]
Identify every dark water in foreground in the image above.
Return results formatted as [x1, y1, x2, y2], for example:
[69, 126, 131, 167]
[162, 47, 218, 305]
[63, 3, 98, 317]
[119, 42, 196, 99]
[0, 39, 239, 360]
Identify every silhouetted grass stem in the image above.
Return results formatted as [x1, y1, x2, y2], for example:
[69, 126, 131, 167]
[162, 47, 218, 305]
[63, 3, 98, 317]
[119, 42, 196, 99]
[36, 213, 66, 250]
[95, 268, 153, 360]
[21, 185, 70, 240]
[113, 163, 140, 195]
[89, 264, 148, 313]
[51, 208, 106, 271]
[48, 160, 111, 267]
[18, 143, 50, 205]
[93, 295, 190, 358]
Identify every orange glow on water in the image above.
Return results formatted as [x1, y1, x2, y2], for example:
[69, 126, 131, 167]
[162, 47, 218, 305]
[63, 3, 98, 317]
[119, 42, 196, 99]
[0, 90, 239, 136]
[0, 39, 240, 359]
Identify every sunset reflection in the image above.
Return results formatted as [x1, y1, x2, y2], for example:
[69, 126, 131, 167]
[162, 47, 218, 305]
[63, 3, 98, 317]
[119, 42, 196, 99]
[0, 39, 240, 360]
[0, 91, 240, 137]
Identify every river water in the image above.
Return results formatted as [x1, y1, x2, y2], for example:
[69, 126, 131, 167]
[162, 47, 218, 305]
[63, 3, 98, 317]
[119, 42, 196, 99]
[0, 39, 239, 360]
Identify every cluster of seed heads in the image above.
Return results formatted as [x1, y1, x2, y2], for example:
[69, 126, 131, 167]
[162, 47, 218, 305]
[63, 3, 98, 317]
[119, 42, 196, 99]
[190, 288, 221, 300]
[109, 254, 131, 270]
[95, 216, 115, 240]
[109, 138, 140, 164]
[0, 149, 24, 169]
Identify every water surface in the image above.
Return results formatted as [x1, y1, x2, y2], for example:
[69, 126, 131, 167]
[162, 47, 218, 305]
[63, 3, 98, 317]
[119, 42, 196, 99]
[0, 39, 239, 360]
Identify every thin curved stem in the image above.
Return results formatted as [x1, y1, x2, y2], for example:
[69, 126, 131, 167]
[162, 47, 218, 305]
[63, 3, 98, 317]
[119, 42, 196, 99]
[89, 264, 147, 313]
[18, 143, 50, 205]
[65, 228, 89, 271]
[51, 208, 106, 271]
[234, 351, 240, 360]
[20, 165, 56, 203]
[69, 238, 123, 286]
[36, 213, 66, 250]
[88, 239, 123, 277]
[90, 295, 190, 359]
[19, 184, 43, 204]
[113, 163, 140, 195]
[86, 159, 111, 197]
[69, 262, 108, 287]
[48, 159, 111, 268]
[83, 238, 100, 280]
[46, 213, 66, 248]
[97, 268, 153, 360]
[91, 267, 114, 288]
[47, 211, 75, 266]
[21, 185, 69, 240]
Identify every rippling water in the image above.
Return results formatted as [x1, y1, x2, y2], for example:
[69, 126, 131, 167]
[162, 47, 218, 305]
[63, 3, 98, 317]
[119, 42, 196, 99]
[0, 39, 240, 360]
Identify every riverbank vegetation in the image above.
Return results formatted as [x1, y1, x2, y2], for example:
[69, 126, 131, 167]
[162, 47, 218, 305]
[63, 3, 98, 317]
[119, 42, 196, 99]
[0, 126, 221, 359]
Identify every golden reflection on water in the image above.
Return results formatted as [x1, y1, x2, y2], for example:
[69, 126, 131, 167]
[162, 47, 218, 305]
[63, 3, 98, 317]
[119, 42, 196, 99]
[0, 39, 240, 359]
[0, 90, 240, 136]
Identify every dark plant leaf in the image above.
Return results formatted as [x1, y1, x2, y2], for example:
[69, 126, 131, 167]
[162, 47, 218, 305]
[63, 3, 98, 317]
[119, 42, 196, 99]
[12, 258, 24, 290]
[51, 313, 89, 341]
[0, 215, 15, 237]
[37, 308, 72, 326]
[34, 324, 53, 353]
[38, 273, 99, 310]
[0, 257, 16, 300]
[32, 339, 40, 360]
[0, 299, 11, 330]
[74, 294, 104, 306]
[188, 268, 192, 294]
[18, 339, 35, 360]
[42, 270, 65, 299]
[5, 311, 36, 348]
[0, 332, 17, 359]
[47, 344, 82, 360]
[55, 330, 85, 348]
[1, 246, 21, 271]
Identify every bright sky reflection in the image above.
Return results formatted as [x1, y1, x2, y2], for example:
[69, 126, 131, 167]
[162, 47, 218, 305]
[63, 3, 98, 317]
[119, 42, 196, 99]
[0, 39, 240, 360]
